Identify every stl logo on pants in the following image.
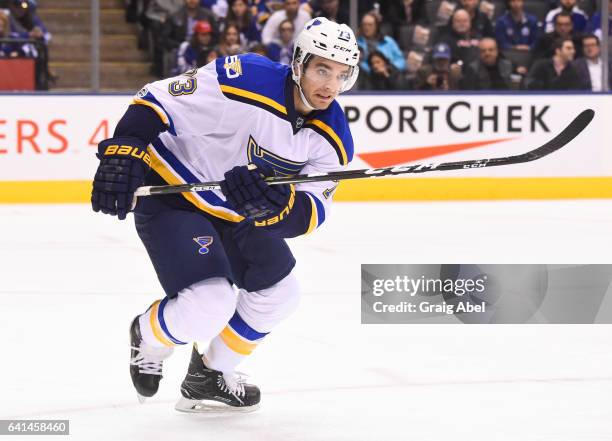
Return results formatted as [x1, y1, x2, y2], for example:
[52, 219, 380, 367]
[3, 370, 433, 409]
[193, 236, 214, 255]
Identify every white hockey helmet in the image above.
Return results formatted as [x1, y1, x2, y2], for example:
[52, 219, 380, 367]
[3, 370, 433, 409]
[292, 17, 360, 100]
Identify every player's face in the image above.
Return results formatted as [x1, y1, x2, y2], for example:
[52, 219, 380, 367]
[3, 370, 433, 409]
[301, 56, 352, 109]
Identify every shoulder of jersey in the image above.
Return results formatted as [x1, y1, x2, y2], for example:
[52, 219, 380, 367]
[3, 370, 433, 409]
[214, 53, 353, 167]
[215, 53, 289, 119]
[304, 100, 354, 166]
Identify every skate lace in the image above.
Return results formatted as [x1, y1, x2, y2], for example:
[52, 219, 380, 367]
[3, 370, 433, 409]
[130, 343, 173, 375]
[217, 372, 248, 399]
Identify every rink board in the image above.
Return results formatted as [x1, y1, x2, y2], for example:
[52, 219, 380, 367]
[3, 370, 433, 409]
[0, 93, 610, 202]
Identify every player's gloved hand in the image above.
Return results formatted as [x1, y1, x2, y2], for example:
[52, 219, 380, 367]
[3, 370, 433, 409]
[91, 136, 151, 220]
[220, 165, 293, 220]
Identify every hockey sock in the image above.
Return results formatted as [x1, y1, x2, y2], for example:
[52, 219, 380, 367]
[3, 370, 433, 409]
[138, 277, 237, 348]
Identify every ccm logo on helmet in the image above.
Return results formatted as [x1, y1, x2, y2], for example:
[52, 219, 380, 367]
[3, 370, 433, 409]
[333, 45, 351, 51]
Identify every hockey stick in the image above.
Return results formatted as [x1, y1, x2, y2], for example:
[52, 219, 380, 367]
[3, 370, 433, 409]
[134, 108, 594, 197]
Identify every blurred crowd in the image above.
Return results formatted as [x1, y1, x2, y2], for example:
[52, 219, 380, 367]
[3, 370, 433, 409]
[0, 0, 611, 91]
[0, 0, 52, 89]
[127, 0, 612, 91]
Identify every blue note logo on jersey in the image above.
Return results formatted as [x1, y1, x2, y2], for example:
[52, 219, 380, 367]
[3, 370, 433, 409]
[247, 135, 307, 177]
[223, 55, 242, 79]
[193, 236, 214, 255]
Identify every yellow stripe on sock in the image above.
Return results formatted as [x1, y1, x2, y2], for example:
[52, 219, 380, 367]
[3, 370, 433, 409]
[219, 326, 258, 355]
[149, 301, 174, 347]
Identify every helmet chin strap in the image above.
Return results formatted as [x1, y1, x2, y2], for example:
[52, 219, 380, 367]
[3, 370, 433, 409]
[292, 61, 318, 112]
[297, 81, 317, 112]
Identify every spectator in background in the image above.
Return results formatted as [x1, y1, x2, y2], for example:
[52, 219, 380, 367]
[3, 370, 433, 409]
[164, 0, 218, 53]
[438, 8, 481, 65]
[208, 0, 229, 19]
[534, 11, 582, 60]
[176, 20, 215, 73]
[261, 0, 310, 45]
[458, 0, 494, 38]
[248, 42, 268, 57]
[357, 12, 406, 73]
[305, 0, 377, 23]
[309, 0, 349, 23]
[495, 0, 539, 51]
[365, 50, 409, 90]
[526, 37, 584, 90]
[266, 18, 293, 64]
[380, 0, 429, 39]
[572, 34, 611, 91]
[8, 0, 51, 89]
[144, 0, 183, 76]
[544, 0, 588, 34]
[0, 11, 23, 57]
[462, 37, 512, 89]
[216, 21, 245, 55]
[415, 42, 462, 90]
[586, 0, 612, 41]
[226, 0, 261, 45]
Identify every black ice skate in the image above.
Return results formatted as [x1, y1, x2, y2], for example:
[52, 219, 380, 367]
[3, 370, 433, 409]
[129, 316, 173, 403]
[175, 343, 261, 413]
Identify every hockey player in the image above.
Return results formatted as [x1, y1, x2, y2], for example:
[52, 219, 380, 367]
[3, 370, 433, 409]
[91, 17, 359, 412]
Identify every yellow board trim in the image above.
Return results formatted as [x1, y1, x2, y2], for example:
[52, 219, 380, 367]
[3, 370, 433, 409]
[219, 326, 258, 355]
[307, 119, 348, 165]
[148, 148, 244, 222]
[305, 193, 318, 234]
[2, 177, 612, 203]
[334, 177, 612, 201]
[149, 301, 174, 347]
[132, 98, 170, 126]
[219, 85, 287, 115]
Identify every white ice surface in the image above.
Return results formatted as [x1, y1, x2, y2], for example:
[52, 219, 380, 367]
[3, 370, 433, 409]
[1, 201, 611, 441]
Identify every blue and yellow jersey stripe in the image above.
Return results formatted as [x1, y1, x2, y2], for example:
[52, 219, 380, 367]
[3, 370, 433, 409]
[305, 118, 349, 166]
[216, 54, 289, 120]
[304, 101, 354, 167]
[148, 139, 243, 223]
[132, 91, 177, 136]
[220, 84, 288, 120]
[304, 192, 326, 234]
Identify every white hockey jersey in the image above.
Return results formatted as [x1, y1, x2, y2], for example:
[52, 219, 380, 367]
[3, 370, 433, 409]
[131, 53, 354, 235]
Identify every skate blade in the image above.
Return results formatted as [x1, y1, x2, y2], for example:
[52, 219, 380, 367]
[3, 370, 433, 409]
[137, 393, 147, 404]
[174, 397, 260, 414]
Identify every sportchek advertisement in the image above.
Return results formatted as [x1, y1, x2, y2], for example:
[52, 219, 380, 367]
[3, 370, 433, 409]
[0, 93, 610, 199]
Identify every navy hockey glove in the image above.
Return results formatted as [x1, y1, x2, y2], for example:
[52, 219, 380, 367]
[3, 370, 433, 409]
[91, 136, 151, 220]
[220, 165, 294, 221]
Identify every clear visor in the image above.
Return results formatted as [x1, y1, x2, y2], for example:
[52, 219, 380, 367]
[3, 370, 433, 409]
[302, 64, 357, 93]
